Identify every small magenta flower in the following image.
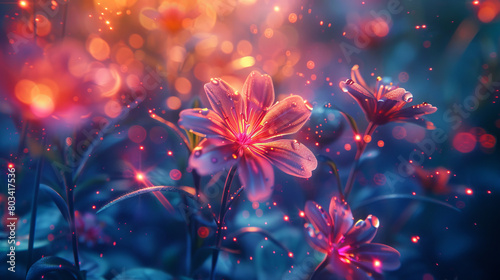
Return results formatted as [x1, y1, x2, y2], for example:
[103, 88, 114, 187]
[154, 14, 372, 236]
[179, 71, 318, 202]
[304, 197, 400, 279]
[339, 65, 437, 129]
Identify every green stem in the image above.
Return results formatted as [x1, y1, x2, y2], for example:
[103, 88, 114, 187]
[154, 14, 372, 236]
[26, 136, 45, 274]
[210, 166, 237, 280]
[343, 122, 377, 200]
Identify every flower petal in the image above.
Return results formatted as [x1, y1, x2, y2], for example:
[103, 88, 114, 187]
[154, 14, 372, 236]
[392, 102, 437, 119]
[179, 108, 231, 138]
[239, 152, 274, 202]
[255, 95, 313, 139]
[382, 88, 410, 102]
[339, 80, 377, 120]
[329, 197, 354, 244]
[350, 65, 371, 94]
[242, 71, 275, 125]
[304, 201, 332, 238]
[343, 215, 379, 246]
[253, 139, 318, 178]
[346, 243, 401, 271]
[204, 78, 244, 135]
[189, 138, 239, 176]
[304, 223, 330, 253]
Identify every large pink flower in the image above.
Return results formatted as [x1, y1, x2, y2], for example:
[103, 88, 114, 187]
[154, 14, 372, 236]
[179, 71, 318, 202]
[339, 65, 437, 129]
[305, 197, 400, 279]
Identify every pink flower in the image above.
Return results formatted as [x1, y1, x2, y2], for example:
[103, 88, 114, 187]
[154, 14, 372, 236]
[305, 197, 400, 279]
[339, 65, 437, 129]
[179, 71, 318, 202]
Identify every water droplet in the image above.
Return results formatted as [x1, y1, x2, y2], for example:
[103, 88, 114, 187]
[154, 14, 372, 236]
[211, 79, 219, 85]
[291, 140, 300, 150]
[200, 109, 209, 116]
[422, 102, 429, 105]
[402, 92, 413, 102]
[291, 102, 297, 107]
[304, 100, 313, 111]
[194, 150, 202, 158]
[211, 157, 218, 163]
[346, 79, 355, 85]
[354, 220, 366, 227]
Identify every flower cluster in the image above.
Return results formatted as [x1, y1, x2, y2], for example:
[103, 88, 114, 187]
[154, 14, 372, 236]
[304, 197, 400, 279]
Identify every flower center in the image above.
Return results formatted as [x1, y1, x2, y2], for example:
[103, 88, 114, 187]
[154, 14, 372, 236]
[235, 132, 253, 146]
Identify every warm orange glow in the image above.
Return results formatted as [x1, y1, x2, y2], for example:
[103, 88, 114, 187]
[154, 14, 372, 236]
[8, 163, 14, 168]
[175, 77, 192, 94]
[374, 259, 381, 267]
[355, 134, 361, 141]
[88, 37, 110, 61]
[344, 143, 352, 151]
[19, 1, 28, 8]
[299, 211, 305, 217]
[136, 173, 144, 180]
[466, 188, 473, 195]
[284, 215, 289, 221]
[31, 94, 55, 118]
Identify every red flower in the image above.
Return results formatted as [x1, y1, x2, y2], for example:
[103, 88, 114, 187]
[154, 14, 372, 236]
[179, 71, 317, 202]
[305, 197, 400, 279]
[339, 65, 437, 129]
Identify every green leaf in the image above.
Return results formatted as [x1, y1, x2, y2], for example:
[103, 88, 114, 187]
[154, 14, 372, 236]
[97, 186, 197, 213]
[338, 110, 360, 136]
[40, 184, 70, 223]
[231, 227, 293, 257]
[353, 194, 461, 212]
[317, 155, 344, 199]
[26, 256, 84, 280]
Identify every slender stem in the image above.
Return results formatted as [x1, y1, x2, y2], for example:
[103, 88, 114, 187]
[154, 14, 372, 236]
[68, 132, 80, 270]
[26, 136, 45, 273]
[310, 255, 329, 280]
[343, 122, 377, 200]
[210, 166, 237, 280]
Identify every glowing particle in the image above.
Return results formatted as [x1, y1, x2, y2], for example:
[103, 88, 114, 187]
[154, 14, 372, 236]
[92, 205, 96, 209]
[306, 60, 315, 69]
[411, 236, 420, 243]
[355, 134, 361, 141]
[374, 259, 381, 267]
[363, 135, 372, 143]
[8, 163, 13, 168]
[344, 143, 351, 151]
[453, 133, 476, 153]
[198, 227, 209, 238]
[136, 173, 144, 180]
[139, 146, 144, 150]
[19, 1, 28, 8]
[466, 188, 473, 195]
[288, 13, 297, 23]
[284, 215, 289, 221]
[47, 234, 54, 242]
[167, 151, 173, 156]
[377, 140, 384, 147]
[299, 211, 305, 217]
[473, 0, 479, 4]
[288, 252, 294, 258]
[274, 6, 280, 12]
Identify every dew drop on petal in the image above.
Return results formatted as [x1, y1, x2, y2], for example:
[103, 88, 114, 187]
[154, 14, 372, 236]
[403, 92, 413, 102]
[194, 149, 202, 158]
[200, 108, 209, 116]
[211, 78, 219, 85]
[346, 79, 354, 85]
[304, 100, 313, 111]
[291, 140, 300, 150]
